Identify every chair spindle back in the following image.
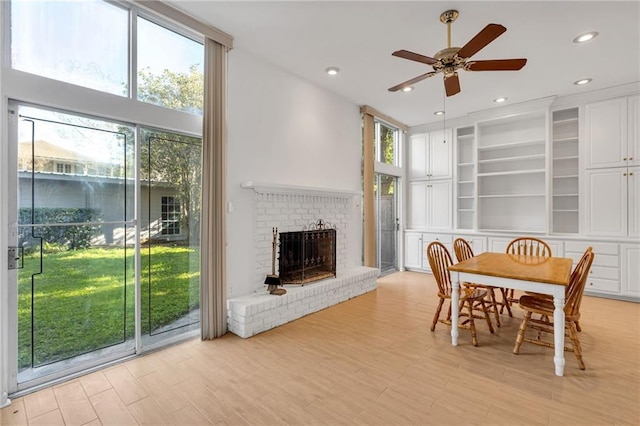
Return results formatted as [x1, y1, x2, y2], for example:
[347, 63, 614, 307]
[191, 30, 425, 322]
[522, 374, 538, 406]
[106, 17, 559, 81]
[453, 238, 474, 263]
[427, 241, 453, 295]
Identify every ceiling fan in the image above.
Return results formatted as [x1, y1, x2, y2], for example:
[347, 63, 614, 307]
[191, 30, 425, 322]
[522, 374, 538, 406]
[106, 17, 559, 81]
[388, 10, 527, 96]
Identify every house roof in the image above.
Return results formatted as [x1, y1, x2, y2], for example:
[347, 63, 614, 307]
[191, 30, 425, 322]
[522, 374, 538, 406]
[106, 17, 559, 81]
[18, 140, 96, 163]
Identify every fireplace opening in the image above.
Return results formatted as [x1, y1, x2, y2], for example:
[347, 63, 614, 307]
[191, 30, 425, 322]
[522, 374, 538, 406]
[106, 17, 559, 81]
[279, 220, 336, 285]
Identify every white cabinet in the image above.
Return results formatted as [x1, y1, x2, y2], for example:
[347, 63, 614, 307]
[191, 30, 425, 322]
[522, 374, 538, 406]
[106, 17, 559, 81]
[409, 130, 452, 180]
[621, 243, 640, 297]
[403, 232, 453, 272]
[421, 234, 453, 273]
[629, 95, 640, 167]
[566, 241, 620, 296]
[453, 235, 486, 257]
[584, 168, 628, 237]
[584, 166, 639, 237]
[584, 96, 639, 169]
[488, 237, 563, 257]
[404, 232, 423, 270]
[629, 166, 640, 237]
[409, 181, 452, 230]
[584, 97, 628, 169]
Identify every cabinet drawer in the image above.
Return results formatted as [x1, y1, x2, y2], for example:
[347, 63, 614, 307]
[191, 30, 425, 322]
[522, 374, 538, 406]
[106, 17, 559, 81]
[566, 251, 619, 268]
[422, 233, 452, 244]
[588, 266, 619, 280]
[565, 241, 618, 255]
[585, 277, 620, 294]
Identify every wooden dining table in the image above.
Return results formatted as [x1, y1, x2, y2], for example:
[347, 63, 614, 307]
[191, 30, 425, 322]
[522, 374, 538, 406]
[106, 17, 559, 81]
[448, 251, 573, 376]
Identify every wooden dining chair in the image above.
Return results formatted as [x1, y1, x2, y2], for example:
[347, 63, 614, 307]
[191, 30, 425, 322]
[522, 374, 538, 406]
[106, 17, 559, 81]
[525, 246, 593, 333]
[427, 241, 494, 346]
[512, 247, 594, 370]
[453, 238, 503, 327]
[503, 237, 553, 314]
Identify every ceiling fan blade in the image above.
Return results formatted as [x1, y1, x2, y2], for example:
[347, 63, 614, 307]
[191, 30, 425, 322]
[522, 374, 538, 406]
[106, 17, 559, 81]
[467, 58, 527, 71]
[456, 23, 507, 59]
[388, 71, 438, 92]
[444, 73, 461, 97]
[392, 49, 438, 65]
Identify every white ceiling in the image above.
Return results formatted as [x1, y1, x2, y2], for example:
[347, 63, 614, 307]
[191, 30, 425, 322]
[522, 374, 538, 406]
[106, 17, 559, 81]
[168, 1, 640, 127]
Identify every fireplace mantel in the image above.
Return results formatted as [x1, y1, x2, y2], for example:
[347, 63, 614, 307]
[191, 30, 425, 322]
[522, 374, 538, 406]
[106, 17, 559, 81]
[241, 181, 362, 198]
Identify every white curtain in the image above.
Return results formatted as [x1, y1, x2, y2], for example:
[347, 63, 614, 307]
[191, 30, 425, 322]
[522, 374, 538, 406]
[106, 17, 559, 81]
[200, 38, 228, 339]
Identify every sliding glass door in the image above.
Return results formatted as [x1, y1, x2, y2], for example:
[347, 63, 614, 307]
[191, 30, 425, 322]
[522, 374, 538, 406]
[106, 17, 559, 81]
[12, 105, 136, 385]
[375, 173, 398, 274]
[9, 103, 201, 390]
[140, 129, 201, 346]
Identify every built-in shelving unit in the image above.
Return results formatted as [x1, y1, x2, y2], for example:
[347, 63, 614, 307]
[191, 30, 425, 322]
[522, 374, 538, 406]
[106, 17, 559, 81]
[551, 108, 579, 234]
[476, 112, 547, 232]
[456, 126, 475, 230]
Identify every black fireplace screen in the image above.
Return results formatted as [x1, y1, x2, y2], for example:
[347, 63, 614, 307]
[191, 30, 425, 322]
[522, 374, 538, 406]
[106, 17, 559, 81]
[279, 224, 336, 285]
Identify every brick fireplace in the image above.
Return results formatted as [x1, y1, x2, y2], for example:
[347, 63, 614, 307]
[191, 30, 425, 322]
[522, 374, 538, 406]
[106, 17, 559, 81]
[226, 182, 379, 338]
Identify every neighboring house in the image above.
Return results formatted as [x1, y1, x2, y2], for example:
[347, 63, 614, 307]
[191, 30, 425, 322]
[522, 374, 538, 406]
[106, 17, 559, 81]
[18, 140, 183, 245]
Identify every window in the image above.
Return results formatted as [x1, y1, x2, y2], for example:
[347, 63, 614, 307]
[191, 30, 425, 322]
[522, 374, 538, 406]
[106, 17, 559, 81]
[374, 121, 400, 166]
[9, 1, 204, 116]
[56, 163, 72, 174]
[137, 17, 204, 115]
[10, 0, 129, 96]
[161, 196, 181, 235]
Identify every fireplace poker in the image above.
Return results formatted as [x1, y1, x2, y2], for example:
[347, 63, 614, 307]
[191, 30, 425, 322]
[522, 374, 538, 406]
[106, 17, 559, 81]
[265, 227, 286, 295]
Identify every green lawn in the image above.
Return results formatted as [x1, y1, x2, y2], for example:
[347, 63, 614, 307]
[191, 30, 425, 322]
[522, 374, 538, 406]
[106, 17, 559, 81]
[18, 245, 199, 370]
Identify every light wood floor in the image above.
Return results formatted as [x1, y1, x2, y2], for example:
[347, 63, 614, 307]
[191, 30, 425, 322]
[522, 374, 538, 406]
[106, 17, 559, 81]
[2, 271, 639, 425]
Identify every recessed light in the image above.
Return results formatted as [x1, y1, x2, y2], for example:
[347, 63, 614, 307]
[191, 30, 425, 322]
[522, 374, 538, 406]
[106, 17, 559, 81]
[573, 31, 599, 43]
[325, 66, 340, 76]
[401, 86, 414, 92]
[493, 97, 508, 103]
[434, 110, 445, 116]
[574, 78, 592, 86]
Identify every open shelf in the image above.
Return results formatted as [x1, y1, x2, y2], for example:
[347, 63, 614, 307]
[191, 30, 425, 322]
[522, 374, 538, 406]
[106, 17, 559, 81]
[456, 125, 476, 231]
[478, 138, 544, 151]
[479, 193, 545, 198]
[551, 107, 579, 234]
[478, 169, 545, 177]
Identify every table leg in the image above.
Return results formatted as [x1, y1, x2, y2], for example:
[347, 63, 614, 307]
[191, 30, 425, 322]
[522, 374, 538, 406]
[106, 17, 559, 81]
[451, 275, 459, 346]
[553, 293, 565, 376]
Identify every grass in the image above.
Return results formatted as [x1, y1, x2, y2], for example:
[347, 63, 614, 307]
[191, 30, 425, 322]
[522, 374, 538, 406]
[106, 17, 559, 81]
[18, 245, 199, 370]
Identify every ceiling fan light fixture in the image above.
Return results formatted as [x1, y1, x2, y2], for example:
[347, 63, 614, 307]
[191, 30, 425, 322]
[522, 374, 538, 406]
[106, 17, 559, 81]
[325, 66, 340, 76]
[493, 97, 508, 103]
[574, 78, 592, 86]
[402, 86, 414, 92]
[573, 32, 598, 43]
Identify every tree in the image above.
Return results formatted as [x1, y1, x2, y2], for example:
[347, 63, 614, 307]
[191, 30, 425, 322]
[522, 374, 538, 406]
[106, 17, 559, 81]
[137, 65, 204, 242]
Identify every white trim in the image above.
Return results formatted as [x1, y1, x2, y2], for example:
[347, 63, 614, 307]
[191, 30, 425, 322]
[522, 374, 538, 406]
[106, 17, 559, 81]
[133, 0, 233, 49]
[241, 181, 362, 198]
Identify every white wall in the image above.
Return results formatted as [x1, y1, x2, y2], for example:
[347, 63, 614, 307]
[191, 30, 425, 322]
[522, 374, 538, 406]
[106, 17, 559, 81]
[226, 49, 363, 298]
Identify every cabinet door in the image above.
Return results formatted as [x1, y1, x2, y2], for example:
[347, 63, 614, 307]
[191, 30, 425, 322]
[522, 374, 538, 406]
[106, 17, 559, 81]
[409, 134, 428, 179]
[621, 244, 640, 297]
[629, 95, 640, 167]
[429, 129, 453, 179]
[584, 98, 627, 169]
[584, 168, 627, 237]
[455, 235, 486, 255]
[629, 166, 640, 238]
[404, 233, 423, 270]
[409, 182, 427, 228]
[429, 180, 453, 230]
